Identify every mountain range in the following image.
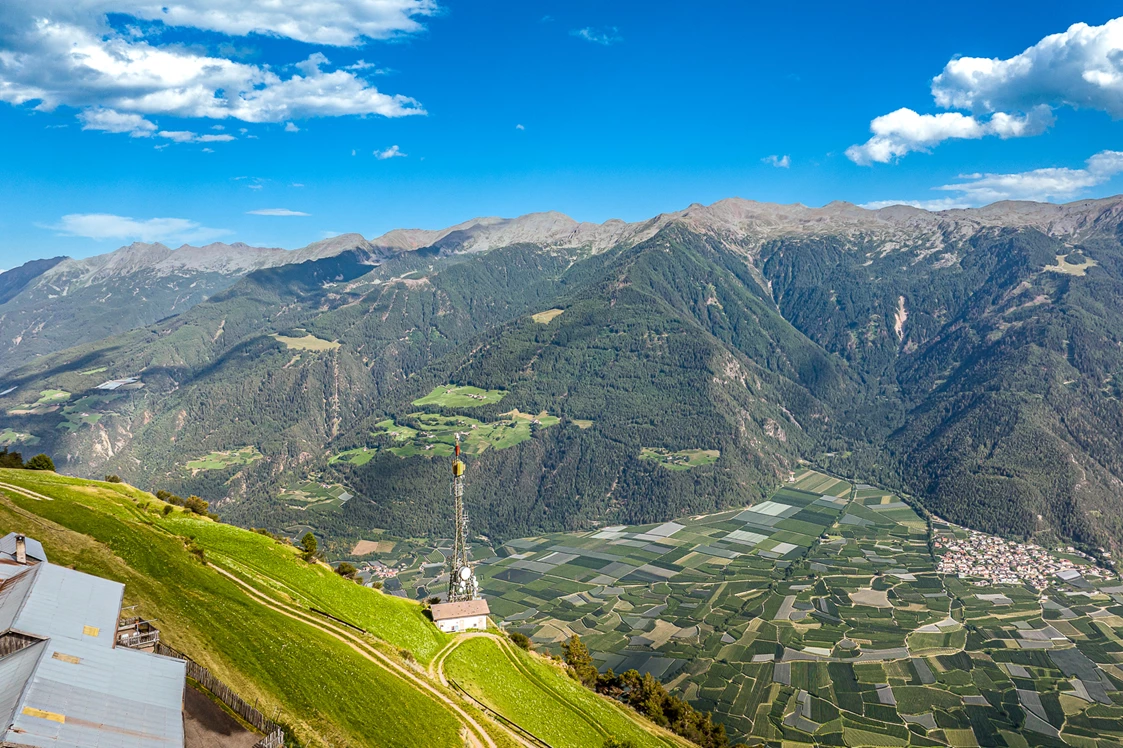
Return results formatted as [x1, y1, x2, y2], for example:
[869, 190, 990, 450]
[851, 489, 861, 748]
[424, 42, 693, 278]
[4, 196, 1123, 554]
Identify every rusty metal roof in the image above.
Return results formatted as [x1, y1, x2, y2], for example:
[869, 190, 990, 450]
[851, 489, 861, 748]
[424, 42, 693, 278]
[430, 599, 490, 620]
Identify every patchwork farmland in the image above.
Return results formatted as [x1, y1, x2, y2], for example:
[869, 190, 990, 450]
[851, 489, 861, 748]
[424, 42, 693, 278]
[362, 469, 1123, 746]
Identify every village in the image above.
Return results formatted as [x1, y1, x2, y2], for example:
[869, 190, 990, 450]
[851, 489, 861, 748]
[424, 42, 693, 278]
[934, 527, 1116, 590]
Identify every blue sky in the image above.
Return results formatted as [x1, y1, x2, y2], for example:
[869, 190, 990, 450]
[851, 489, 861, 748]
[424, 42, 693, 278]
[2, 0, 1122, 266]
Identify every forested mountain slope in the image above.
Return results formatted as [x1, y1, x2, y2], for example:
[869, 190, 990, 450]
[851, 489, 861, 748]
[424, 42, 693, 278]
[4, 197, 1123, 553]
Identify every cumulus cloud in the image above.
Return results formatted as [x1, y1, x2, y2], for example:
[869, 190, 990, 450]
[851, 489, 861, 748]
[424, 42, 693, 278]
[284, 121, 300, 132]
[515, 123, 525, 130]
[762, 154, 791, 168]
[47, 213, 230, 243]
[847, 16, 1123, 164]
[932, 18, 1123, 116]
[78, 107, 157, 136]
[246, 208, 310, 216]
[861, 150, 1123, 209]
[374, 144, 405, 159]
[571, 27, 622, 45]
[0, 2, 430, 137]
[846, 106, 1053, 165]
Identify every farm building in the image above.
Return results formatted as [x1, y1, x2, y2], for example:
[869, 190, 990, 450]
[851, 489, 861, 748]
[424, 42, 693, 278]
[0, 533, 186, 747]
[430, 599, 490, 633]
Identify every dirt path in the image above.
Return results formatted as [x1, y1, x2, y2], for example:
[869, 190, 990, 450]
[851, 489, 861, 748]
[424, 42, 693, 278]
[210, 565, 498, 748]
[0, 481, 54, 502]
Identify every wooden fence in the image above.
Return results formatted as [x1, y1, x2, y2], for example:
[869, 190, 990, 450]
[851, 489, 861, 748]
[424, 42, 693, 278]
[155, 642, 286, 748]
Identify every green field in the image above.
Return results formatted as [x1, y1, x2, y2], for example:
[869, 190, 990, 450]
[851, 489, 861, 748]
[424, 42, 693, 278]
[412, 384, 508, 408]
[6, 389, 72, 416]
[185, 445, 264, 471]
[369, 411, 561, 458]
[638, 447, 720, 471]
[0, 469, 463, 748]
[378, 468, 1123, 746]
[271, 333, 341, 350]
[0, 428, 39, 446]
[0, 469, 696, 748]
[329, 447, 378, 466]
[280, 480, 353, 512]
[56, 393, 122, 432]
[445, 637, 671, 748]
[79, 366, 108, 376]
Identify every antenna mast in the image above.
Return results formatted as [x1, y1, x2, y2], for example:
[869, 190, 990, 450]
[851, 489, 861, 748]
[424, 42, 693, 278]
[447, 434, 479, 602]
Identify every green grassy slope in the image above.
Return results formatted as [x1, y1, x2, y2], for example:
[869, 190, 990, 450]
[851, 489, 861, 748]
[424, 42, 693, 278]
[445, 636, 678, 748]
[0, 468, 685, 748]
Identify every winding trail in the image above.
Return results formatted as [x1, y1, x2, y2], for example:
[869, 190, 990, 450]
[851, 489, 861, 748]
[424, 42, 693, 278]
[209, 565, 499, 748]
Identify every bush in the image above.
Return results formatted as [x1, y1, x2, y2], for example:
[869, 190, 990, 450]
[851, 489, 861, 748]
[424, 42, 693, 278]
[604, 739, 636, 748]
[105, 474, 122, 483]
[508, 631, 533, 651]
[371, 580, 384, 590]
[0, 448, 22, 469]
[335, 562, 358, 579]
[561, 634, 598, 688]
[183, 495, 209, 515]
[163, 505, 174, 516]
[25, 454, 55, 471]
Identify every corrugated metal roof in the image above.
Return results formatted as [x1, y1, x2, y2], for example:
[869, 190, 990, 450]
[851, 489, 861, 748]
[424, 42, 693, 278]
[0, 534, 47, 564]
[12, 564, 123, 648]
[6, 638, 185, 747]
[0, 546, 185, 748]
[0, 565, 40, 634]
[0, 639, 46, 731]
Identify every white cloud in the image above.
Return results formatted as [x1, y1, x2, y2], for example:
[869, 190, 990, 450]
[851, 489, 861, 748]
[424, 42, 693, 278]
[846, 106, 1053, 165]
[291, 182, 305, 187]
[935, 149, 1123, 204]
[156, 130, 236, 143]
[201, 147, 214, 152]
[846, 16, 1123, 164]
[762, 154, 790, 168]
[861, 150, 1123, 209]
[78, 107, 156, 137]
[374, 144, 405, 159]
[515, 123, 525, 130]
[284, 121, 300, 132]
[47, 213, 230, 243]
[246, 208, 310, 216]
[0, 5, 429, 136]
[859, 198, 973, 211]
[932, 18, 1123, 117]
[571, 27, 622, 46]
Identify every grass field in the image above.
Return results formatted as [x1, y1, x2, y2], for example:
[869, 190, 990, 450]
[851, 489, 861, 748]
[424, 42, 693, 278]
[1045, 253, 1098, 277]
[186, 445, 264, 471]
[279, 480, 353, 512]
[412, 384, 507, 408]
[271, 333, 341, 351]
[56, 393, 121, 432]
[638, 447, 720, 471]
[0, 469, 462, 748]
[531, 309, 565, 324]
[79, 366, 108, 376]
[6, 389, 72, 416]
[329, 447, 377, 466]
[445, 637, 674, 748]
[370, 411, 560, 458]
[0, 428, 39, 446]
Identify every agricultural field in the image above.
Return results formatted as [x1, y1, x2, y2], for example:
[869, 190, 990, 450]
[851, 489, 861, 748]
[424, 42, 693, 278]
[280, 480, 353, 512]
[0, 428, 38, 446]
[639, 447, 720, 471]
[6, 389, 71, 415]
[531, 308, 565, 324]
[271, 332, 341, 350]
[79, 366, 108, 376]
[412, 384, 508, 408]
[368, 411, 560, 458]
[368, 467, 1123, 746]
[185, 445, 264, 471]
[56, 393, 122, 432]
[329, 446, 378, 466]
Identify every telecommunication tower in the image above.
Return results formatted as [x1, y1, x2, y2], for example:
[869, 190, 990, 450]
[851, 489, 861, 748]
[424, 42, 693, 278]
[447, 435, 480, 602]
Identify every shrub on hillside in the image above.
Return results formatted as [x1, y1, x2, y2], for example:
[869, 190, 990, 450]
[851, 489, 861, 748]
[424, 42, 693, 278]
[508, 631, 533, 651]
[0, 448, 23, 469]
[105, 474, 122, 483]
[25, 454, 55, 471]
